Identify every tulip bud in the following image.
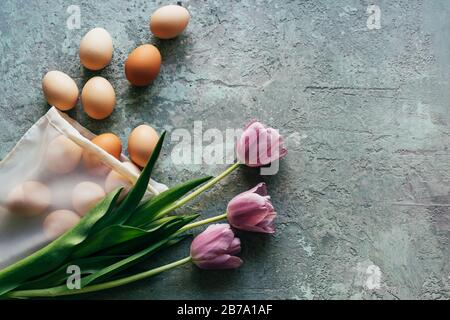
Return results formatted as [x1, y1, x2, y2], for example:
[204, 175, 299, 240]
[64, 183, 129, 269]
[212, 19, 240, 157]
[190, 224, 243, 270]
[227, 183, 276, 234]
[236, 120, 287, 167]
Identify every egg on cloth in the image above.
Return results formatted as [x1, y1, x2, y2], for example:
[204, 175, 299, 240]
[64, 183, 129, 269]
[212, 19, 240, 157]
[124, 44, 161, 86]
[128, 125, 159, 167]
[79, 27, 113, 70]
[105, 161, 141, 200]
[6, 181, 51, 217]
[72, 181, 105, 216]
[42, 71, 79, 111]
[45, 135, 83, 174]
[81, 76, 116, 120]
[82, 133, 122, 176]
[43, 209, 80, 240]
[150, 5, 190, 39]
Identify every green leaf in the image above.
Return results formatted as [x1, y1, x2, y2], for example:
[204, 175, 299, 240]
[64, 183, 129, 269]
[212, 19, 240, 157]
[7, 234, 191, 298]
[94, 131, 166, 230]
[16, 256, 124, 290]
[139, 216, 180, 230]
[69, 176, 211, 259]
[73, 221, 171, 259]
[126, 176, 212, 227]
[0, 188, 122, 296]
[97, 234, 190, 282]
[23, 232, 189, 296]
[71, 225, 148, 259]
[115, 131, 166, 222]
[82, 234, 178, 287]
[100, 214, 199, 257]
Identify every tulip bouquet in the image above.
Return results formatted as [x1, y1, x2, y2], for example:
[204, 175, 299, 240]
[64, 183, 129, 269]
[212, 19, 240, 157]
[0, 121, 286, 298]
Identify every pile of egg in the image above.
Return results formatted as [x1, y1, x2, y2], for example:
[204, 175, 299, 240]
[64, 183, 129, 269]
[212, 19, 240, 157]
[43, 4, 189, 117]
[6, 128, 158, 240]
[19, 5, 190, 239]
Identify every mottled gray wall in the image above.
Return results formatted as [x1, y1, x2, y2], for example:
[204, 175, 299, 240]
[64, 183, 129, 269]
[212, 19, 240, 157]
[0, 0, 449, 299]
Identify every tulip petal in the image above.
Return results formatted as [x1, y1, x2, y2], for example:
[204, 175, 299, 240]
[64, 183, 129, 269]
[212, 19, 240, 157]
[228, 237, 241, 255]
[196, 255, 243, 270]
[226, 183, 277, 234]
[236, 120, 287, 167]
[191, 224, 234, 260]
[190, 224, 243, 270]
[245, 182, 267, 196]
[228, 193, 273, 227]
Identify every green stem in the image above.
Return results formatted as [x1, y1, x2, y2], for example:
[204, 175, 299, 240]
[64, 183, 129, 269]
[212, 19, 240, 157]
[178, 213, 228, 234]
[7, 256, 192, 298]
[155, 161, 241, 219]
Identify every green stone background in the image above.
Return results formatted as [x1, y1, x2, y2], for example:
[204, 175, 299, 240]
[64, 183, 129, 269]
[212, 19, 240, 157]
[0, 0, 449, 299]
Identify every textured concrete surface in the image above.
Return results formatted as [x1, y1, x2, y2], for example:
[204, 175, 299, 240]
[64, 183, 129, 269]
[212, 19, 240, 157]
[1, 0, 449, 299]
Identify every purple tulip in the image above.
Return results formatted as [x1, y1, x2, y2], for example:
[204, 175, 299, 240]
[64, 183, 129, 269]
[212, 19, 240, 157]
[236, 120, 287, 167]
[190, 224, 243, 270]
[227, 183, 276, 234]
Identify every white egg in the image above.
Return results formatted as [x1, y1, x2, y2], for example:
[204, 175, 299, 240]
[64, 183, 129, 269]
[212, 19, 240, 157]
[79, 27, 113, 70]
[72, 181, 105, 216]
[45, 135, 83, 174]
[6, 181, 51, 217]
[105, 162, 141, 200]
[43, 209, 80, 240]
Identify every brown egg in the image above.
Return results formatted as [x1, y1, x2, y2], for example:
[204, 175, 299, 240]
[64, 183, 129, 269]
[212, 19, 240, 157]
[105, 161, 141, 200]
[150, 5, 190, 39]
[79, 27, 113, 71]
[6, 181, 51, 217]
[42, 71, 79, 111]
[124, 44, 161, 86]
[43, 209, 80, 240]
[128, 125, 159, 167]
[81, 76, 116, 119]
[45, 135, 83, 174]
[83, 133, 122, 176]
[72, 181, 105, 216]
